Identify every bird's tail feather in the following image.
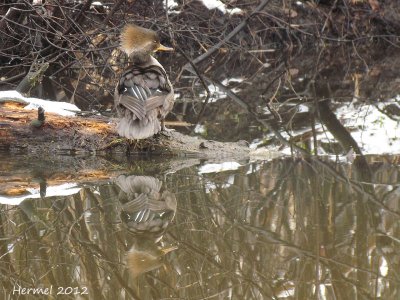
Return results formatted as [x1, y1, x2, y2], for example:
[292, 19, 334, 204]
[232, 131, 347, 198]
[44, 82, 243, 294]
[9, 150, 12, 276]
[117, 116, 161, 139]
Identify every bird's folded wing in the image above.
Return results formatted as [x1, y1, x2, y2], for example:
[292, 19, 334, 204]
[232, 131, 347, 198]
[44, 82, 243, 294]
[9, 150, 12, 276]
[118, 94, 167, 120]
[145, 95, 167, 111]
[118, 94, 146, 120]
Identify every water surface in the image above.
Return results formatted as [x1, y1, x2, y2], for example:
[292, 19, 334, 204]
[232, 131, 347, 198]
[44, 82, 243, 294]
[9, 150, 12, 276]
[1, 154, 399, 299]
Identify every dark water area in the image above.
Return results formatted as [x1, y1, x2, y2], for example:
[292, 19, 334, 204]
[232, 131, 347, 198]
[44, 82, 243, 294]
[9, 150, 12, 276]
[171, 44, 400, 155]
[0, 153, 400, 299]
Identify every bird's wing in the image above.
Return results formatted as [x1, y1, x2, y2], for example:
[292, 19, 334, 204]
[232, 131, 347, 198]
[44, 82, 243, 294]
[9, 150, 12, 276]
[115, 65, 172, 120]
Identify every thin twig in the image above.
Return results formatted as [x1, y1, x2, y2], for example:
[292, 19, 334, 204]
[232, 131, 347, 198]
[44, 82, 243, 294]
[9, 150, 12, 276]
[175, 47, 211, 122]
[183, 0, 271, 71]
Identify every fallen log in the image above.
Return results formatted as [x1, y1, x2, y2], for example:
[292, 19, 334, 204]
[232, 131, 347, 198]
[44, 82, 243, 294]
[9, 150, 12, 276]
[0, 91, 257, 159]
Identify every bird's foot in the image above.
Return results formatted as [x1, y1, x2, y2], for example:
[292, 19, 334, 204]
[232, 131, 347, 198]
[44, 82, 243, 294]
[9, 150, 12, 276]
[162, 126, 175, 133]
[161, 123, 175, 134]
[158, 127, 175, 139]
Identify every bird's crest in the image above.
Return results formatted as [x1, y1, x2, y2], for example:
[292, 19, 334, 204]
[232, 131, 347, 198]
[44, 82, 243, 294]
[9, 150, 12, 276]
[120, 24, 158, 55]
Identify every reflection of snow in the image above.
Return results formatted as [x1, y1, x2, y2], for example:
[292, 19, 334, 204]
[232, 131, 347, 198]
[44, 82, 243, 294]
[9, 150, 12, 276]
[246, 164, 261, 174]
[379, 256, 388, 276]
[0, 183, 81, 205]
[263, 102, 310, 114]
[194, 124, 206, 134]
[204, 175, 235, 193]
[199, 162, 241, 174]
[0, 90, 80, 116]
[269, 99, 400, 155]
[201, 0, 243, 14]
[221, 78, 243, 85]
[297, 104, 309, 112]
[332, 101, 400, 154]
[276, 282, 295, 298]
[199, 78, 243, 103]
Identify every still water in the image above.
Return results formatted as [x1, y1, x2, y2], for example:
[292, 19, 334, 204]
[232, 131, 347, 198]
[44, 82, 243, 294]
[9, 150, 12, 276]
[0, 153, 399, 299]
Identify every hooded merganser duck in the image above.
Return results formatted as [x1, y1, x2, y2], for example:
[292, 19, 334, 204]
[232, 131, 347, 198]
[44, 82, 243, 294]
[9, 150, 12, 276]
[114, 24, 174, 139]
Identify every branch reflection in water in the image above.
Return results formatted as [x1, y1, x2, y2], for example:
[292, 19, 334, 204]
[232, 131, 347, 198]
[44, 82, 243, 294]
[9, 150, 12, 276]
[0, 156, 399, 299]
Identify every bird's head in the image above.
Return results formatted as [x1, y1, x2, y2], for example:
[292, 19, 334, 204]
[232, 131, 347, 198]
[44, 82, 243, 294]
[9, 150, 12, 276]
[120, 24, 173, 57]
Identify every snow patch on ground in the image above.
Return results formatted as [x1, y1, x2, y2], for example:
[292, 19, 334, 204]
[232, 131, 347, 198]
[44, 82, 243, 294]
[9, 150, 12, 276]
[201, 0, 243, 15]
[164, 0, 179, 9]
[164, 0, 243, 15]
[0, 90, 80, 116]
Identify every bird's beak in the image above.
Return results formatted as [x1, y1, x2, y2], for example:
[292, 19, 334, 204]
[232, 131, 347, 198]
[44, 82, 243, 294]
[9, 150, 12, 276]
[156, 44, 174, 52]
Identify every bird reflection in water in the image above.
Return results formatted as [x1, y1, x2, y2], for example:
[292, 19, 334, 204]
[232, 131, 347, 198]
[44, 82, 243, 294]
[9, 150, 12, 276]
[114, 175, 177, 278]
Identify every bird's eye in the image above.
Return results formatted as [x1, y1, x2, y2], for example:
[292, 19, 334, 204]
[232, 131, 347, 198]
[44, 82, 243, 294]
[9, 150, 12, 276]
[153, 40, 157, 44]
